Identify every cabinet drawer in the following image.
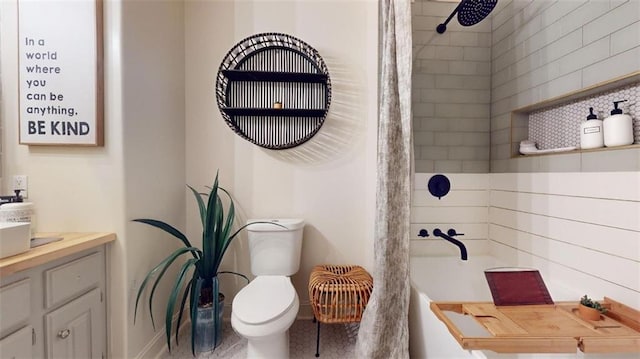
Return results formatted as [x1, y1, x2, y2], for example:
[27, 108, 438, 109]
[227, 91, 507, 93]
[45, 252, 102, 308]
[0, 279, 30, 336]
[0, 325, 33, 359]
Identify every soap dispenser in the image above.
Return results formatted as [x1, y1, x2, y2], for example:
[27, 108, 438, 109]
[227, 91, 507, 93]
[603, 100, 634, 147]
[580, 107, 604, 149]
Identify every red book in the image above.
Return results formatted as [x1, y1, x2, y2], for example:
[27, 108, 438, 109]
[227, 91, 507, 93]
[484, 269, 554, 306]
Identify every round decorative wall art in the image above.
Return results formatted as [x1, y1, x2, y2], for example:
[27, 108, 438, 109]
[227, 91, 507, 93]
[215, 33, 332, 150]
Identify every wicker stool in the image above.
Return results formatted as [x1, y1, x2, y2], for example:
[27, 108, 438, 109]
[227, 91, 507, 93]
[308, 265, 373, 357]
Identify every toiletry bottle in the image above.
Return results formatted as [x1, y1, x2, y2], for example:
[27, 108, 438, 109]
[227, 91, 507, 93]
[603, 100, 634, 147]
[580, 107, 604, 149]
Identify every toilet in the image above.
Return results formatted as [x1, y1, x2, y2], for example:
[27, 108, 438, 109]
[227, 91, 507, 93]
[231, 218, 304, 358]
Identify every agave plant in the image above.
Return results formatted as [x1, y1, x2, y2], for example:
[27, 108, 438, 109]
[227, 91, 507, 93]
[133, 172, 257, 355]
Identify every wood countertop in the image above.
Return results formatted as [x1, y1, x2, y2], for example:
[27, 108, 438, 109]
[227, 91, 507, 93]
[0, 232, 116, 278]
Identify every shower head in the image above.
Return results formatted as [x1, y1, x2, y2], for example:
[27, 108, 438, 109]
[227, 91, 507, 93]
[436, 0, 498, 34]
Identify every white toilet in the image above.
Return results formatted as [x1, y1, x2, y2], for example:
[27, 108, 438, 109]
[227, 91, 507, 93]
[231, 218, 304, 358]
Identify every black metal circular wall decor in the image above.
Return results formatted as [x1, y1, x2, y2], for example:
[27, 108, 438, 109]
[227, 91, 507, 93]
[215, 33, 332, 150]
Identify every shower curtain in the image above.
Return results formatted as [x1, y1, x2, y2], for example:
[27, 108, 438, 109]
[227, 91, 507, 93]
[356, 0, 412, 357]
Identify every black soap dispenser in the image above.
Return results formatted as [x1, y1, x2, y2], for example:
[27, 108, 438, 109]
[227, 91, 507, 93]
[580, 107, 604, 149]
[603, 100, 634, 147]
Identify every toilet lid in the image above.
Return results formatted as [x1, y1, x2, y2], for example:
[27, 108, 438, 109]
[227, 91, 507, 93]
[233, 276, 296, 325]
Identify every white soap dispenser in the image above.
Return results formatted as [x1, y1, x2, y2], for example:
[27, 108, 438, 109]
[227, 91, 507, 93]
[580, 107, 604, 149]
[603, 100, 634, 147]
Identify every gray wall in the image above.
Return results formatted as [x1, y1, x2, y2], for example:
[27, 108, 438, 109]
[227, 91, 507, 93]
[412, 0, 492, 173]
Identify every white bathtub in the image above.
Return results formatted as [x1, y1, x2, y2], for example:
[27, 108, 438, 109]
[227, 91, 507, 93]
[408, 255, 636, 359]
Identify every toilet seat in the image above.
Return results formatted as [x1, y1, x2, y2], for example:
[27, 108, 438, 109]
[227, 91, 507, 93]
[233, 276, 296, 325]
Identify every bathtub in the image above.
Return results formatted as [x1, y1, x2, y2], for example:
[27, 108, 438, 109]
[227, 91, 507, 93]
[408, 255, 635, 359]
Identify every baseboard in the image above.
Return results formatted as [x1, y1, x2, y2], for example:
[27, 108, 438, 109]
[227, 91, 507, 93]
[134, 313, 189, 359]
[298, 302, 314, 320]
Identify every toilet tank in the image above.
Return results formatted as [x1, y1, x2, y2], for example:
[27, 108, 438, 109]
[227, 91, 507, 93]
[246, 219, 304, 276]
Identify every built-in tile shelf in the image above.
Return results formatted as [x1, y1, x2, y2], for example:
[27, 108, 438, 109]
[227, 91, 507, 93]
[511, 71, 640, 159]
[515, 143, 640, 158]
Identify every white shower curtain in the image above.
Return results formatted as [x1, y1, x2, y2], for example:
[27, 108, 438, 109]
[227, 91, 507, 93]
[356, 0, 413, 357]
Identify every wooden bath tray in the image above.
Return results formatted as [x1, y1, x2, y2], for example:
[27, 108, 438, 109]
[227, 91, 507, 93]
[430, 297, 640, 354]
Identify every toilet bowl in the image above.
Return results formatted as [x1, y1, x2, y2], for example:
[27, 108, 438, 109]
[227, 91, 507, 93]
[231, 276, 299, 358]
[231, 219, 304, 358]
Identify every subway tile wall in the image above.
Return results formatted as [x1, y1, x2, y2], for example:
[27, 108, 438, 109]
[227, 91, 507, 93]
[490, 0, 640, 172]
[411, 173, 490, 256]
[490, 172, 640, 309]
[412, 172, 640, 310]
[412, 1, 492, 173]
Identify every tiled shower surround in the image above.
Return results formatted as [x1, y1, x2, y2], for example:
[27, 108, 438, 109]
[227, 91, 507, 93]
[413, 0, 640, 173]
[529, 83, 639, 150]
[490, 0, 640, 171]
[412, 0, 492, 173]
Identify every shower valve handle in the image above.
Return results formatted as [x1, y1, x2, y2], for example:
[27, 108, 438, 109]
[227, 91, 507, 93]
[447, 228, 464, 237]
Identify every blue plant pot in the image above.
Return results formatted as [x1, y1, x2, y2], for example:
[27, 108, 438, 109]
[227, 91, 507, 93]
[194, 295, 224, 353]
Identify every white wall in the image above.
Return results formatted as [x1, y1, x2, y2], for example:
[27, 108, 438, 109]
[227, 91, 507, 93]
[411, 173, 490, 256]
[184, 0, 378, 319]
[3, 0, 377, 356]
[0, 0, 186, 357]
[119, 0, 186, 357]
[489, 172, 640, 309]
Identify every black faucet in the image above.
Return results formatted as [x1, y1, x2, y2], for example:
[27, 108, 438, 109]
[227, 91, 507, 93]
[433, 228, 468, 261]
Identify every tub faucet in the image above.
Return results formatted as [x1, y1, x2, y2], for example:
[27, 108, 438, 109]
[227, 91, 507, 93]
[433, 228, 468, 261]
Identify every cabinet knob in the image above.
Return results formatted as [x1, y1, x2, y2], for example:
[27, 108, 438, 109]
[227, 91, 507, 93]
[57, 329, 70, 339]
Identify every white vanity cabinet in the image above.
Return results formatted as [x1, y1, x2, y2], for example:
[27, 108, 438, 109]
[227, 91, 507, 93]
[0, 233, 114, 359]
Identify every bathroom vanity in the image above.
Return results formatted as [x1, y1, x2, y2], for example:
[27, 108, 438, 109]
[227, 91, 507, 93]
[0, 232, 115, 359]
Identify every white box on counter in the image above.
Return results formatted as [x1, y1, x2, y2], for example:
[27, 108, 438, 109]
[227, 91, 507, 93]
[0, 222, 31, 259]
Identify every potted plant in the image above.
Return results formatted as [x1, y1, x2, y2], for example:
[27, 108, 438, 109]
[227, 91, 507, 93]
[579, 295, 607, 321]
[132, 172, 264, 355]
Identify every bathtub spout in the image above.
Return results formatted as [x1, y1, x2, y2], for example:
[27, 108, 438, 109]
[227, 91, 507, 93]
[433, 228, 468, 260]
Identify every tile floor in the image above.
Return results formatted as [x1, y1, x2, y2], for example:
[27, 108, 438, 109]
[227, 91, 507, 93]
[162, 320, 359, 359]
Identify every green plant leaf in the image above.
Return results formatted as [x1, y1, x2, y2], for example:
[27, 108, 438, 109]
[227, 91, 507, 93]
[213, 196, 225, 273]
[217, 187, 235, 271]
[147, 246, 201, 329]
[201, 173, 221, 279]
[213, 276, 220, 348]
[190, 277, 204, 356]
[187, 184, 207, 229]
[132, 219, 196, 257]
[175, 277, 193, 346]
[134, 246, 201, 325]
[166, 258, 197, 353]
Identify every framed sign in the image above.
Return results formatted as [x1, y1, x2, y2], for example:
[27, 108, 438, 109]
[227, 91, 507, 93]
[18, 0, 103, 146]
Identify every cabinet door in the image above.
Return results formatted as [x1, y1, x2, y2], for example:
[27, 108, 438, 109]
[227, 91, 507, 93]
[0, 278, 31, 336]
[45, 288, 104, 359]
[0, 326, 33, 359]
